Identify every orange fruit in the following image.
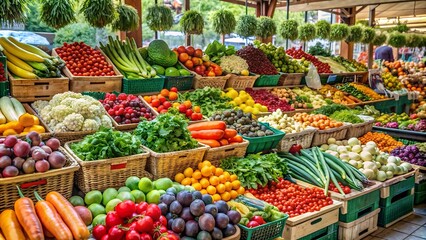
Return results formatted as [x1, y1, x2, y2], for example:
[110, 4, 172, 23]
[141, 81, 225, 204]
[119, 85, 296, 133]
[210, 166, 216, 175]
[220, 192, 231, 201]
[209, 176, 219, 186]
[200, 178, 210, 188]
[181, 177, 192, 186]
[192, 183, 202, 191]
[169, 92, 178, 101]
[230, 190, 238, 199]
[192, 170, 202, 180]
[207, 185, 217, 195]
[216, 184, 226, 194]
[184, 100, 192, 108]
[175, 173, 185, 183]
[230, 174, 238, 181]
[223, 172, 231, 181]
[191, 178, 198, 184]
[200, 189, 208, 195]
[198, 162, 204, 170]
[237, 186, 245, 194]
[160, 89, 169, 97]
[202, 161, 212, 167]
[201, 166, 212, 177]
[224, 182, 233, 192]
[232, 180, 241, 190]
[173, 102, 180, 108]
[215, 168, 224, 176]
[218, 175, 227, 184]
[193, 106, 201, 113]
[184, 167, 194, 178]
[143, 96, 152, 103]
[212, 194, 221, 202]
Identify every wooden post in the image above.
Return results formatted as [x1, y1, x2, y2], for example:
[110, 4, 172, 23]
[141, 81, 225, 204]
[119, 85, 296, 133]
[285, 0, 290, 49]
[340, 7, 355, 60]
[255, 0, 277, 43]
[124, 0, 143, 47]
[368, 5, 377, 69]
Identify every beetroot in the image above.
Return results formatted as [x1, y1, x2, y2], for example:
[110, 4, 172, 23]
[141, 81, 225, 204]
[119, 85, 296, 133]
[13, 141, 31, 158]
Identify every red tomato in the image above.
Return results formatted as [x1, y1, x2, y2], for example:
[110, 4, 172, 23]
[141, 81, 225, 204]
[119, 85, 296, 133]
[108, 226, 124, 240]
[135, 216, 154, 233]
[170, 87, 178, 92]
[179, 104, 187, 113]
[126, 230, 141, 240]
[93, 225, 107, 240]
[185, 109, 193, 117]
[145, 204, 161, 221]
[115, 200, 136, 219]
[151, 99, 160, 107]
[246, 221, 260, 228]
[105, 211, 123, 228]
[135, 202, 148, 214]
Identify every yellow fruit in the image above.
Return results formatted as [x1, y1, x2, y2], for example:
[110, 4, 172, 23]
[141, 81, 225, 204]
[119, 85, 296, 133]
[230, 174, 238, 181]
[243, 106, 253, 113]
[241, 69, 249, 76]
[229, 101, 236, 106]
[223, 172, 231, 181]
[246, 99, 255, 106]
[192, 170, 202, 180]
[233, 97, 242, 105]
[230, 190, 238, 199]
[192, 183, 202, 191]
[260, 106, 268, 112]
[198, 162, 204, 170]
[239, 94, 249, 102]
[201, 166, 212, 177]
[225, 182, 233, 192]
[207, 185, 217, 195]
[175, 173, 185, 183]
[212, 194, 221, 201]
[210, 166, 216, 175]
[218, 175, 227, 184]
[173, 102, 180, 108]
[216, 184, 226, 194]
[252, 108, 260, 115]
[221, 192, 231, 201]
[209, 176, 219, 186]
[200, 178, 210, 188]
[181, 177, 192, 186]
[200, 189, 208, 195]
[254, 103, 262, 109]
[226, 89, 239, 99]
[239, 104, 247, 110]
[237, 186, 245, 194]
[184, 168, 194, 178]
[202, 161, 212, 167]
[191, 178, 198, 184]
[232, 180, 241, 190]
[215, 168, 224, 176]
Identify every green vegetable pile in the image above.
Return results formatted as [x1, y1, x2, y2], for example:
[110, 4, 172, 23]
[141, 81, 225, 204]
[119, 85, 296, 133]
[330, 110, 363, 124]
[205, 40, 236, 64]
[336, 84, 372, 101]
[308, 42, 331, 57]
[312, 104, 350, 116]
[133, 113, 198, 153]
[220, 153, 289, 189]
[332, 56, 367, 72]
[179, 87, 233, 117]
[70, 128, 142, 161]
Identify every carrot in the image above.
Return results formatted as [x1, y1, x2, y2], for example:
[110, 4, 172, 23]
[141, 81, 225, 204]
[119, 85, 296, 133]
[46, 191, 90, 240]
[191, 130, 224, 140]
[0, 209, 26, 240]
[223, 129, 237, 139]
[187, 121, 226, 131]
[14, 186, 44, 240]
[34, 191, 73, 240]
[229, 135, 243, 143]
[219, 139, 229, 146]
[196, 139, 221, 148]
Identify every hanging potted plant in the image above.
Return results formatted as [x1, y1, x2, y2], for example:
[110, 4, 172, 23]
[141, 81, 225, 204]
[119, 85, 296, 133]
[180, 10, 204, 36]
[372, 31, 388, 46]
[298, 23, 316, 42]
[212, 9, 236, 44]
[40, 0, 76, 29]
[0, 0, 28, 25]
[345, 25, 363, 43]
[112, 3, 139, 31]
[146, 5, 173, 32]
[315, 20, 331, 39]
[236, 15, 257, 39]
[279, 19, 298, 41]
[256, 17, 276, 41]
[387, 32, 406, 48]
[329, 23, 349, 41]
[405, 34, 422, 48]
[361, 27, 376, 44]
[81, 0, 116, 28]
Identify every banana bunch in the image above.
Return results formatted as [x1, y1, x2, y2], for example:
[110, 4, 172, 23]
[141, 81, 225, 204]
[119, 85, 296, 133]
[0, 37, 65, 79]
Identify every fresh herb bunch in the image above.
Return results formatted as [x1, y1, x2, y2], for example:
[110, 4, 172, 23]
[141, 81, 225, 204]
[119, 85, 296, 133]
[146, 5, 173, 31]
[345, 25, 363, 43]
[220, 153, 289, 189]
[179, 87, 233, 117]
[40, 0, 75, 29]
[70, 128, 142, 161]
[329, 23, 349, 41]
[312, 104, 349, 116]
[133, 113, 198, 153]
[298, 23, 316, 42]
[361, 27, 376, 44]
[180, 10, 204, 35]
[308, 42, 331, 57]
[330, 110, 363, 124]
[236, 15, 257, 38]
[0, 0, 29, 25]
[211, 9, 236, 36]
[256, 17, 276, 39]
[405, 34, 422, 48]
[205, 40, 236, 63]
[315, 20, 331, 39]
[372, 32, 388, 46]
[279, 19, 298, 41]
[388, 31, 406, 48]
[81, 0, 116, 28]
[112, 4, 139, 31]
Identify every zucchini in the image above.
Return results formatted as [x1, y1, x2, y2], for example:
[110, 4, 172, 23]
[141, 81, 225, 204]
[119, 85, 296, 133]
[10, 97, 26, 117]
[0, 97, 18, 122]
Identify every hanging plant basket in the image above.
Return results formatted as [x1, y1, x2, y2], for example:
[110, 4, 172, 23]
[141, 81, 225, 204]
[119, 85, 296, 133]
[146, 5, 173, 32]
[315, 20, 331, 39]
[405, 34, 422, 48]
[212, 9, 236, 36]
[279, 19, 298, 41]
[329, 23, 349, 41]
[0, 0, 28, 25]
[236, 15, 257, 38]
[345, 25, 363, 43]
[420, 36, 426, 48]
[112, 4, 139, 31]
[81, 0, 116, 28]
[372, 32, 388, 46]
[361, 27, 376, 44]
[298, 23, 316, 42]
[387, 32, 406, 48]
[40, 0, 76, 29]
[256, 17, 276, 39]
[390, 23, 410, 33]
[180, 10, 204, 35]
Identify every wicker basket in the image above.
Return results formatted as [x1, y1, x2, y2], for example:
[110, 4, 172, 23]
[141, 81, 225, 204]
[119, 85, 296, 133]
[277, 128, 317, 152]
[225, 74, 259, 89]
[111, 100, 158, 131]
[64, 141, 151, 193]
[345, 115, 374, 139]
[193, 74, 231, 89]
[0, 147, 79, 211]
[143, 144, 209, 179]
[224, 226, 241, 240]
[311, 124, 350, 147]
[203, 140, 249, 166]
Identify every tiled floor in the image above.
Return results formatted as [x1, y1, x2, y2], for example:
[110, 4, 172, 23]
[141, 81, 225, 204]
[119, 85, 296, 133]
[363, 204, 426, 240]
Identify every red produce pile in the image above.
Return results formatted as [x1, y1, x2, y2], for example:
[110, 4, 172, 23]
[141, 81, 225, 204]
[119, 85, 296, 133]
[56, 42, 116, 77]
[286, 47, 332, 74]
[245, 88, 294, 112]
[0, 62, 6, 81]
[236, 45, 278, 75]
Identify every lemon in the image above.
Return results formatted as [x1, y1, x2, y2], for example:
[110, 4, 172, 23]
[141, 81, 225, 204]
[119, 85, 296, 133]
[226, 89, 239, 99]
[239, 104, 247, 110]
[254, 103, 262, 109]
[252, 108, 260, 115]
[239, 94, 249, 102]
[241, 70, 249, 76]
[239, 90, 247, 96]
[233, 97, 243, 105]
[246, 99, 255, 106]
[260, 106, 268, 112]
[244, 106, 253, 113]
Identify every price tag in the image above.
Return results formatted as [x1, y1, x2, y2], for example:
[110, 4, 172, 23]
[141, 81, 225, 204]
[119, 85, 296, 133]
[342, 75, 355, 83]
[326, 75, 337, 84]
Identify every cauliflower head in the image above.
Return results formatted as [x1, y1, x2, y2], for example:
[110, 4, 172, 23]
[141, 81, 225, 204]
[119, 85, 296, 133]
[50, 92, 83, 106]
[63, 113, 84, 131]
[53, 123, 68, 132]
[71, 99, 93, 119]
[51, 105, 75, 122]
[82, 119, 100, 131]
[101, 115, 113, 128]
[32, 100, 49, 113]
[86, 105, 104, 119]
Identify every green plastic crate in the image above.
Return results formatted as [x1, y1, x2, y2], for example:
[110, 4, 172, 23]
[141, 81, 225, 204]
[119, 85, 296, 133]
[0, 81, 9, 97]
[81, 91, 120, 100]
[241, 123, 285, 153]
[122, 76, 165, 94]
[163, 74, 194, 91]
[379, 176, 415, 207]
[253, 74, 280, 87]
[299, 222, 338, 240]
[415, 191, 426, 205]
[397, 138, 420, 145]
[339, 188, 380, 223]
[370, 99, 397, 114]
[378, 192, 414, 227]
[415, 180, 426, 192]
[239, 214, 288, 240]
[395, 95, 411, 114]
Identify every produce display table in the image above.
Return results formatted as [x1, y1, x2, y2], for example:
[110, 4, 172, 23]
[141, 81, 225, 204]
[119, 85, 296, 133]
[372, 126, 426, 142]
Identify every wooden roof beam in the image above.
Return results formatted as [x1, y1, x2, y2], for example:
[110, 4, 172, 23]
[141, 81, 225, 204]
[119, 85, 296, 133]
[278, 0, 414, 12]
[221, 0, 257, 8]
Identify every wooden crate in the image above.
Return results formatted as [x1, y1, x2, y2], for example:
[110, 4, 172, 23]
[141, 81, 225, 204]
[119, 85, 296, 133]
[278, 73, 304, 86]
[412, 165, 426, 184]
[52, 48, 122, 93]
[338, 208, 380, 240]
[9, 74, 69, 102]
[377, 170, 417, 199]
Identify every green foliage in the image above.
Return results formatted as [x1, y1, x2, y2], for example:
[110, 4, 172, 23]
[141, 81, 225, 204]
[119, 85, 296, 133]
[390, 23, 409, 33]
[361, 27, 376, 44]
[113, 4, 139, 32]
[315, 20, 331, 39]
[24, 2, 55, 32]
[180, 10, 204, 35]
[405, 34, 422, 48]
[256, 17, 276, 39]
[279, 19, 298, 41]
[345, 25, 363, 43]
[0, 0, 29, 25]
[308, 42, 330, 57]
[211, 9, 236, 35]
[81, 0, 116, 28]
[329, 23, 349, 41]
[146, 5, 173, 32]
[40, 0, 75, 29]
[298, 23, 316, 42]
[372, 32, 387, 46]
[54, 22, 98, 47]
[236, 15, 257, 38]
[387, 31, 406, 48]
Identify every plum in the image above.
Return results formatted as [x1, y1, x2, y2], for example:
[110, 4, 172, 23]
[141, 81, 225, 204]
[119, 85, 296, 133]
[215, 213, 229, 229]
[189, 199, 205, 217]
[177, 190, 193, 207]
[48, 151, 66, 169]
[35, 160, 50, 173]
[202, 194, 213, 205]
[4, 135, 17, 148]
[185, 220, 199, 237]
[158, 202, 168, 216]
[227, 210, 241, 225]
[170, 200, 182, 215]
[192, 191, 202, 200]
[46, 138, 60, 151]
[0, 156, 11, 168]
[2, 165, 19, 178]
[199, 213, 215, 232]
[171, 217, 185, 234]
[160, 193, 175, 206]
[180, 207, 194, 221]
[222, 224, 236, 237]
[12, 157, 25, 169]
[22, 159, 35, 174]
[205, 204, 218, 217]
[215, 200, 229, 214]
[211, 227, 223, 240]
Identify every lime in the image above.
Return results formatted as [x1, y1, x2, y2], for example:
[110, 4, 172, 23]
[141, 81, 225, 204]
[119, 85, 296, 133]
[131, 190, 146, 203]
[102, 188, 118, 206]
[69, 196, 85, 207]
[158, 190, 166, 196]
[138, 177, 154, 194]
[88, 203, 106, 218]
[179, 69, 191, 76]
[84, 190, 102, 205]
[154, 178, 173, 191]
[118, 187, 131, 193]
[165, 67, 180, 77]
[105, 199, 122, 213]
[125, 176, 141, 191]
[117, 191, 135, 202]
[146, 190, 161, 204]
[152, 65, 165, 75]
[92, 214, 106, 226]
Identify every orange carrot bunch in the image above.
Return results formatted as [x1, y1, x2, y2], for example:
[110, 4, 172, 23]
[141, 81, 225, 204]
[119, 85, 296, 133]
[358, 132, 404, 153]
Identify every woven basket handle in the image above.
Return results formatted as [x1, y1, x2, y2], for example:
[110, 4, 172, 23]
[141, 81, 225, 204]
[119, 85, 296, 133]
[20, 179, 47, 189]
[110, 162, 127, 170]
